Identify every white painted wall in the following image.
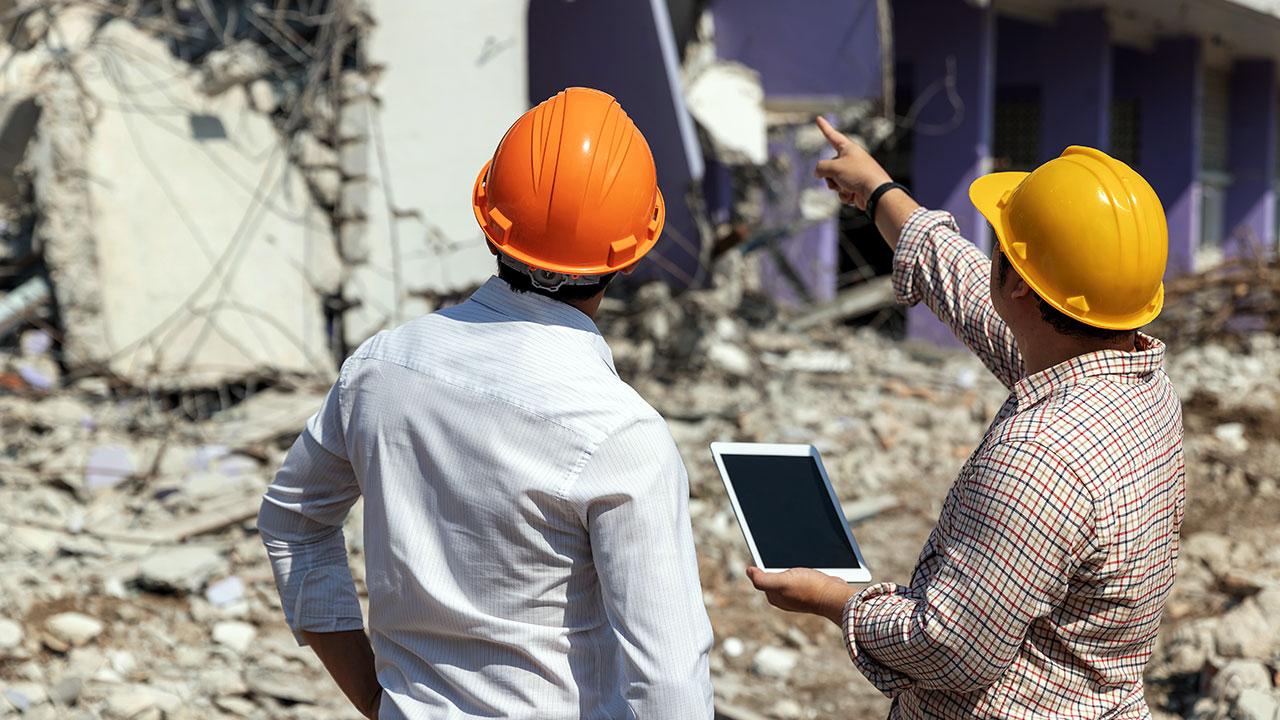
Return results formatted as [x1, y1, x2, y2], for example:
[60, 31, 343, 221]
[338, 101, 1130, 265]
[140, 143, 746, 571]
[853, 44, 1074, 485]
[346, 0, 530, 343]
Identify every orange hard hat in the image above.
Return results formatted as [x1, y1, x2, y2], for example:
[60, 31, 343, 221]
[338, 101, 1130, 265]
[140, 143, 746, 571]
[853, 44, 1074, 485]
[472, 87, 665, 278]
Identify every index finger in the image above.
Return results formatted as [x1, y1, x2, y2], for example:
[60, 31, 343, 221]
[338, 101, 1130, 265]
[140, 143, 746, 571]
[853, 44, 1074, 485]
[816, 116, 849, 151]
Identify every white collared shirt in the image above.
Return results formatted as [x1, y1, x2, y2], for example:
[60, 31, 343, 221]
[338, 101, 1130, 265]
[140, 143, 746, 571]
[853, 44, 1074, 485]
[259, 277, 714, 719]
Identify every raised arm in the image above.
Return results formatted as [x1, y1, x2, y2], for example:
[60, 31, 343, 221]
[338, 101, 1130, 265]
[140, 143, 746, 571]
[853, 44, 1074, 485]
[567, 417, 714, 719]
[259, 378, 380, 718]
[814, 118, 1024, 387]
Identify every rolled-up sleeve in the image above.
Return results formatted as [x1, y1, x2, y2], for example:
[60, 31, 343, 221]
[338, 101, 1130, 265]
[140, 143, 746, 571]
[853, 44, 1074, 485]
[842, 441, 1094, 695]
[564, 417, 715, 719]
[894, 207, 1024, 388]
[258, 375, 365, 645]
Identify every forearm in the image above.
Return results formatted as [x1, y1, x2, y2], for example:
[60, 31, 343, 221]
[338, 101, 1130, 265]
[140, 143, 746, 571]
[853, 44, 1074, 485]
[302, 629, 382, 719]
[846, 587, 1010, 693]
[259, 501, 365, 640]
[872, 188, 922, 251]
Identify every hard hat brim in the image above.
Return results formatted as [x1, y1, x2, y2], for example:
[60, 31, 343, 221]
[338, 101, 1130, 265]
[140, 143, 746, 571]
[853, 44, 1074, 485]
[968, 171, 1028, 243]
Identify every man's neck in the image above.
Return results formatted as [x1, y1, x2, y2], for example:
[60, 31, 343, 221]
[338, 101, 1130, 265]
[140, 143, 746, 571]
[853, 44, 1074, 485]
[1019, 332, 1138, 378]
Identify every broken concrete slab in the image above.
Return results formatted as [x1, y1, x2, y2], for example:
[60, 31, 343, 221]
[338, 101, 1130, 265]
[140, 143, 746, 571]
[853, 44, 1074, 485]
[32, 21, 341, 388]
[136, 545, 225, 594]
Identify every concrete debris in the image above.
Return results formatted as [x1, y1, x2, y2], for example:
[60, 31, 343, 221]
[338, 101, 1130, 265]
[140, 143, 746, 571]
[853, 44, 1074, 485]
[84, 444, 136, 491]
[44, 613, 103, 648]
[751, 646, 799, 679]
[685, 61, 769, 165]
[211, 621, 257, 654]
[136, 546, 224, 595]
[0, 619, 23, 651]
[204, 576, 246, 609]
[200, 42, 272, 96]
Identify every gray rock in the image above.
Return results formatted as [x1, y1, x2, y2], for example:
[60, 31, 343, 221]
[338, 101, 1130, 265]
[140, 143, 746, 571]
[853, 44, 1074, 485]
[136, 546, 223, 594]
[1211, 659, 1273, 702]
[248, 673, 316, 705]
[1235, 689, 1280, 720]
[44, 613, 103, 648]
[103, 685, 181, 719]
[211, 621, 257, 654]
[49, 675, 83, 706]
[751, 646, 799, 679]
[0, 618, 24, 650]
[706, 340, 753, 378]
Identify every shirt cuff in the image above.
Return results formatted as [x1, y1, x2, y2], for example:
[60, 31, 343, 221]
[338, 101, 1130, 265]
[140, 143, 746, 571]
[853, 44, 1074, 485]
[842, 582, 914, 696]
[891, 207, 961, 308]
[289, 566, 365, 646]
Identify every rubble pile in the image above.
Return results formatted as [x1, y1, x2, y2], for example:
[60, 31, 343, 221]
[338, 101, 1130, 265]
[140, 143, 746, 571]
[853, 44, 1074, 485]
[0, 270, 1276, 718]
[1151, 256, 1280, 350]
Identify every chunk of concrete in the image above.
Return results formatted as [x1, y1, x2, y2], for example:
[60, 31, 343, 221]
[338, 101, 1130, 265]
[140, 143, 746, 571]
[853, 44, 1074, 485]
[44, 612, 103, 648]
[136, 546, 224, 594]
[33, 21, 340, 388]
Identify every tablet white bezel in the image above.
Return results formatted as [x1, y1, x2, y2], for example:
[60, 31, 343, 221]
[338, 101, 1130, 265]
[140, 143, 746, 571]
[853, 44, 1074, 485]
[710, 441, 871, 584]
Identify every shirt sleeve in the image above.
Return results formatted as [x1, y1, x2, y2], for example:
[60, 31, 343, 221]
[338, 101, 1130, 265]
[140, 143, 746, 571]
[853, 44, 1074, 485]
[841, 440, 1094, 695]
[564, 416, 715, 719]
[893, 207, 1025, 389]
[258, 375, 365, 646]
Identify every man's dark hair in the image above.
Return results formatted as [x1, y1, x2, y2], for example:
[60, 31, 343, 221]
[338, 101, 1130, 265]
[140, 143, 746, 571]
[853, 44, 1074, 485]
[497, 260, 617, 303]
[993, 249, 1137, 342]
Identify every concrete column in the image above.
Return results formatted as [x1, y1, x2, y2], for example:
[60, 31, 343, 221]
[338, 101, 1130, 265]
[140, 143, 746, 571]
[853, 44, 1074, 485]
[896, 0, 996, 343]
[1224, 59, 1278, 258]
[1137, 37, 1202, 275]
[1041, 10, 1112, 158]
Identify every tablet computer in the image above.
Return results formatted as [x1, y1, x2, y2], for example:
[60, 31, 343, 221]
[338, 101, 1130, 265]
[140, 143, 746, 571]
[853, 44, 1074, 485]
[710, 442, 871, 583]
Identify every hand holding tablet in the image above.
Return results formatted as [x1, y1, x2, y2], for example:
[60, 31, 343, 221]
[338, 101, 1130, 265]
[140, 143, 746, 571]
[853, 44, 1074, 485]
[710, 442, 871, 583]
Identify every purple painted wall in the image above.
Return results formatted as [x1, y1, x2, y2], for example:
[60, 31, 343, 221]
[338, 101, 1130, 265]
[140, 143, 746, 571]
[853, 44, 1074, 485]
[526, 0, 706, 289]
[711, 0, 882, 99]
[1224, 59, 1278, 258]
[1134, 37, 1202, 275]
[897, 0, 995, 343]
[1041, 10, 1112, 158]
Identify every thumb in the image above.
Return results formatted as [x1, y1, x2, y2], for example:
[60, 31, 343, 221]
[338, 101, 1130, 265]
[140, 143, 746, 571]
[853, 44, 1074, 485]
[816, 116, 850, 152]
[747, 567, 788, 591]
[814, 158, 842, 181]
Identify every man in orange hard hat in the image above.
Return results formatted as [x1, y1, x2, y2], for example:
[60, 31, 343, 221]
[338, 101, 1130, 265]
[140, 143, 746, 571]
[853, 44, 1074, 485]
[259, 87, 714, 719]
[748, 119, 1186, 719]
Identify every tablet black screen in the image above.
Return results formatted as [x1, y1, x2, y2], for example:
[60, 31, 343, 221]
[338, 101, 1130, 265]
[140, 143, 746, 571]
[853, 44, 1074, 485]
[721, 453, 860, 568]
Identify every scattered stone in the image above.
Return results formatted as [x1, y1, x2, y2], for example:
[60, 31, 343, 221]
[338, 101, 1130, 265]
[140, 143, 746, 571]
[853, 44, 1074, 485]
[248, 673, 316, 705]
[48, 675, 83, 706]
[84, 444, 136, 491]
[45, 612, 103, 648]
[212, 621, 257, 654]
[215, 695, 258, 716]
[205, 576, 246, 607]
[722, 636, 745, 658]
[0, 618, 23, 650]
[136, 545, 224, 594]
[751, 646, 799, 680]
[103, 685, 181, 719]
[1214, 422, 1249, 452]
[706, 340, 753, 378]
[1235, 689, 1280, 720]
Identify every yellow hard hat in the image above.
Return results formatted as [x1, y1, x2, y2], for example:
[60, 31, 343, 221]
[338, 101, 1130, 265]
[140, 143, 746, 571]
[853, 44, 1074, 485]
[969, 146, 1167, 330]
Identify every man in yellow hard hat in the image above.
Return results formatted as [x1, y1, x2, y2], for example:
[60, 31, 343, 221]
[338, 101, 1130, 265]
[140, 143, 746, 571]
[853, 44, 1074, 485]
[748, 117, 1186, 719]
[258, 88, 713, 719]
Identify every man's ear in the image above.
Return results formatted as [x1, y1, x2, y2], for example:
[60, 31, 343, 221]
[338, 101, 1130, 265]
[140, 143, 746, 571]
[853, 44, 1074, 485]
[1009, 276, 1033, 300]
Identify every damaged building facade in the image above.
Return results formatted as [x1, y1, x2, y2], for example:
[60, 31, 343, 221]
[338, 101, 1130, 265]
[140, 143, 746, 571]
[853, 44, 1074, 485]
[7, 0, 1280, 384]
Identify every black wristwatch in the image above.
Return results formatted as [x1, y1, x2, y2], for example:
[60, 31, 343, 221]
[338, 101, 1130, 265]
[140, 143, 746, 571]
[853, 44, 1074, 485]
[865, 182, 912, 223]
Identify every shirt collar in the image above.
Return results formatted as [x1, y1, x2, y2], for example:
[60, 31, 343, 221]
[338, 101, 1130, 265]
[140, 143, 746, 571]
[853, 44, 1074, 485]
[468, 276, 617, 372]
[1012, 332, 1166, 411]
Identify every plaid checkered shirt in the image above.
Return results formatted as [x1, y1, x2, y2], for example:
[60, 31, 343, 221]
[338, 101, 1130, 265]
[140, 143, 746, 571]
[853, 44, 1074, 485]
[842, 208, 1186, 719]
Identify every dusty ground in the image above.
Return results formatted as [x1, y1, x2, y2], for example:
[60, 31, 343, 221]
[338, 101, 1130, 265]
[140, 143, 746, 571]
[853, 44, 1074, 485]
[2, 291, 1279, 719]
